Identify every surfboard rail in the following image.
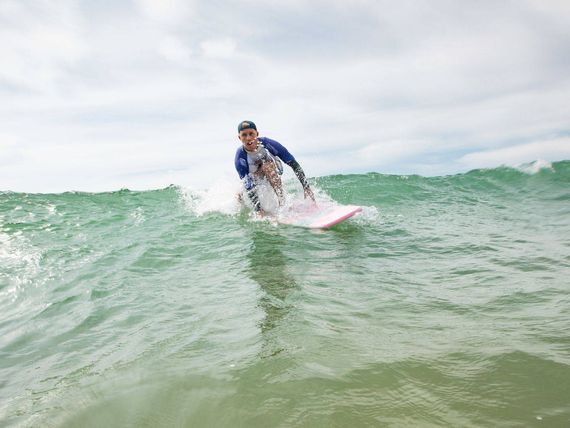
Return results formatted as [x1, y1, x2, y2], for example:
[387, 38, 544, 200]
[278, 204, 362, 229]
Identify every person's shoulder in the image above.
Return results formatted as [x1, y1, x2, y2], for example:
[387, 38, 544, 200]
[234, 146, 246, 163]
[259, 136, 280, 146]
[235, 146, 248, 173]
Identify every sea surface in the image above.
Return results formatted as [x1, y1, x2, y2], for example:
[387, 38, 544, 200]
[1, 161, 569, 427]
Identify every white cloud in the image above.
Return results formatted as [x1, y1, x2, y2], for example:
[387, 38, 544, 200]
[135, 0, 192, 24]
[200, 38, 237, 59]
[0, 0, 569, 192]
[0, 2, 86, 92]
[458, 137, 570, 170]
[0, 135, 24, 168]
[355, 140, 433, 165]
[158, 36, 192, 64]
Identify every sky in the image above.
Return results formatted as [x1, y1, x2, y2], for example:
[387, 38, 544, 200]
[1, 0, 570, 192]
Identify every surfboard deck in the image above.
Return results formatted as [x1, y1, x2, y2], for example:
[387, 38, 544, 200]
[277, 204, 362, 229]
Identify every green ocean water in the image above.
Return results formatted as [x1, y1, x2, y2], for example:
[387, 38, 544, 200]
[1, 161, 569, 427]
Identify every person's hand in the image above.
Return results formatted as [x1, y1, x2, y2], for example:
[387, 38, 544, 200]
[304, 187, 316, 202]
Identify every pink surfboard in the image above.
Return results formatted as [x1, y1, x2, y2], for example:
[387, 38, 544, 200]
[278, 204, 362, 229]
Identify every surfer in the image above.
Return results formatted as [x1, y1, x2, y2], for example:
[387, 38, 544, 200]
[234, 120, 315, 215]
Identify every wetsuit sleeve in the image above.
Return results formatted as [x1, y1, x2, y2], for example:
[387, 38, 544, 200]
[287, 159, 309, 190]
[246, 187, 261, 212]
[259, 137, 295, 163]
[234, 147, 248, 180]
[286, 159, 311, 192]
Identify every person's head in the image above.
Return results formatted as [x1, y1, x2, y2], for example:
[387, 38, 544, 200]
[238, 120, 259, 151]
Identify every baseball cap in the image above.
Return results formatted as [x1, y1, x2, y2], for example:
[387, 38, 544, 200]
[238, 120, 257, 132]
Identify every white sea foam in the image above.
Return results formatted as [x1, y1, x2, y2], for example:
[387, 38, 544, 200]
[352, 205, 381, 226]
[130, 206, 145, 225]
[178, 176, 318, 217]
[177, 178, 378, 228]
[45, 203, 58, 216]
[0, 231, 42, 302]
[178, 178, 243, 216]
[514, 159, 553, 174]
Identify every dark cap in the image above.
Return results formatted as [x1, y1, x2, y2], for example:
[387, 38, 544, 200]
[238, 120, 257, 132]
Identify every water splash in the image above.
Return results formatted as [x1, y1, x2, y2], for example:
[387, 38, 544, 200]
[177, 178, 242, 216]
[515, 159, 553, 174]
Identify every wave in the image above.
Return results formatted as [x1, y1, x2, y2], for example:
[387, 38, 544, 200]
[1, 160, 568, 214]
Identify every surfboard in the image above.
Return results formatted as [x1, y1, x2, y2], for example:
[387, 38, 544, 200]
[277, 204, 362, 229]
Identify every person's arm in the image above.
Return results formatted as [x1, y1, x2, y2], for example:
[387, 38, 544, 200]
[286, 159, 315, 201]
[245, 178, 262, 212]
[262, 137, 315, 201]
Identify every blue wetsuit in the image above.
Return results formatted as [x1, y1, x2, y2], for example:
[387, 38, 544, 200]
[234, 137, 310, 211]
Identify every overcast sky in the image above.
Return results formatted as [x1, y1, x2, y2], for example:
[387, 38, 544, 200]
[1, 0, 570, 192]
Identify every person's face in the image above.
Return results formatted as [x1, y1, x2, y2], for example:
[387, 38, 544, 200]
[238, 128, 259, 151]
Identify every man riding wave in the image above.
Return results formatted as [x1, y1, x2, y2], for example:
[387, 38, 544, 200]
[234, 120, 315, 215]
